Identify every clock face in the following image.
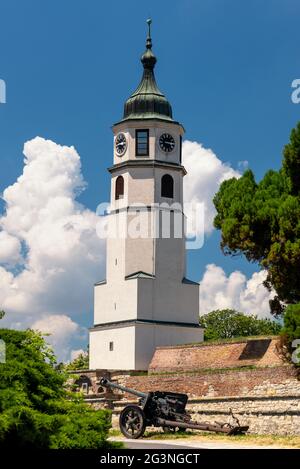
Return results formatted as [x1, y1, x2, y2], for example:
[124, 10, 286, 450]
[159, 133, 175, 153]
[115, 133, 127, 156]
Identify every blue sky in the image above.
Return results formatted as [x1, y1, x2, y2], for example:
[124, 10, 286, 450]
[0, 0, 299, 359]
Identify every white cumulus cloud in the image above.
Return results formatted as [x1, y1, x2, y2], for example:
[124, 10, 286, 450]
[70, 349, 86, 361]
[183, 140, 241, 234]
[199, 264, 275, 318]
[32, 314, 86, 362]
[0, 231, 22, 265]
[0, 137, 105, 360]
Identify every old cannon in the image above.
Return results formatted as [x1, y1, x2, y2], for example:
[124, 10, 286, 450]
[100, 377, 249, 439]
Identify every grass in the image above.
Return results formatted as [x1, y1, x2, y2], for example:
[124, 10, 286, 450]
[109, 428, 123, 437]
[128, 370, 148, 377]
[171, 335, 279, 348]
[148, 364, 283, 377]
[109, 428, 300, 448]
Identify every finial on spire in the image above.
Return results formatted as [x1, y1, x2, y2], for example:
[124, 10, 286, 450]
[141, 18, 156, 69]
[146, 18, 152, 49]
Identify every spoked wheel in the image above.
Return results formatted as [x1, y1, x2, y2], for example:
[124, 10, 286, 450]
[119, 405, 146, 439]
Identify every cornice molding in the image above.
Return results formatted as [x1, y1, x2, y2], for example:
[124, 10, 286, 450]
[108, 159, 187, 175]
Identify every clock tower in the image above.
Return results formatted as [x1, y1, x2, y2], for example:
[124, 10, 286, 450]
[89, 20, 203, 371]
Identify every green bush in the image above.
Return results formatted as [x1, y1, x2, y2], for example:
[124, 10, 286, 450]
[0, 328, 118, 449]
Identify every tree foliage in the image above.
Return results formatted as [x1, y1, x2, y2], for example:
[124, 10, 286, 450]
[213, 122, 300, 315]
[283, 303, 300, 341]
[64, 351, 89, 371]
[0, 328, 118, 449]
[199, 309, 282, 341]
[281, 303, 300, 366]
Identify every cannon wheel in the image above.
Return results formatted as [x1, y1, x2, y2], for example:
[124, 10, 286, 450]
[119, 405, 146, 439]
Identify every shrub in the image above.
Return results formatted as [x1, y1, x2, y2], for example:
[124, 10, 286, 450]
[0, 328, 119, 449]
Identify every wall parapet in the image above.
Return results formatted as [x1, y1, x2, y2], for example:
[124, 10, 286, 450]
[149, 337, 285, 373]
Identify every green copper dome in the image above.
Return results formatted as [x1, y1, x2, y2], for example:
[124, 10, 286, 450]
[122, 20, 173, 122]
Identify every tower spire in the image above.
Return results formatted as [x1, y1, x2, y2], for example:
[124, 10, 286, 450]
[121, 18, 173, 122]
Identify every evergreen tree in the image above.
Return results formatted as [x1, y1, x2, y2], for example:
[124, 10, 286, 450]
[214, 122, 300, 315]
[282, 303, 300, 366]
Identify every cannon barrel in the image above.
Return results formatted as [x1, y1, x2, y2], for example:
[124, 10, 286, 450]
[100, 377, 148, 399]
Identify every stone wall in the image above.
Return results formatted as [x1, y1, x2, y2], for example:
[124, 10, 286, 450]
[81, 365, 300, 435]
[90, 396, 300, 435]
[184, 395, 300, 436]
[117, 365, 299, 398]
[71, 365, 299, 399]
[87, 393, 300, 436]
[149, 338, 283, 373]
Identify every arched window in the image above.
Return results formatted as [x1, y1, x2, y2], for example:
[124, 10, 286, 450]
[115, 175, 124, 200]
[161, 174, 174, 198]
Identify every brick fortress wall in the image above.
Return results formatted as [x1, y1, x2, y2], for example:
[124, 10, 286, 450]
[148, 338, 283, 373]
[119, 365, 299, 398]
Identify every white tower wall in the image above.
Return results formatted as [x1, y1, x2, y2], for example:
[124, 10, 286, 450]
[89, 28, 203, 370]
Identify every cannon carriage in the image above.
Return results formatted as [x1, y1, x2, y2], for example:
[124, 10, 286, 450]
[100, 378, 249, 439]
